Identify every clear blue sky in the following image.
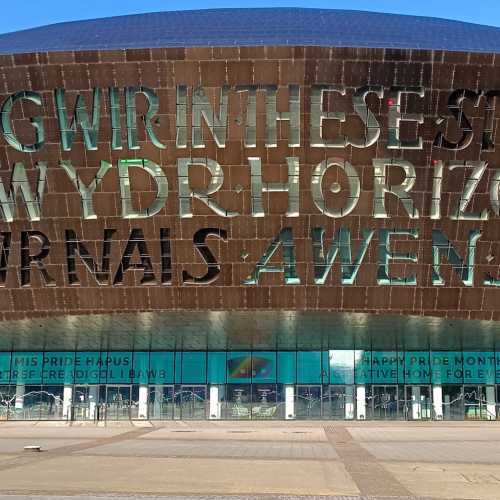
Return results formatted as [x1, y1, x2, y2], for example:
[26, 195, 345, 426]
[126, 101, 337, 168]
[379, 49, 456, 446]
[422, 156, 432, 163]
[0, 0, 499, 34]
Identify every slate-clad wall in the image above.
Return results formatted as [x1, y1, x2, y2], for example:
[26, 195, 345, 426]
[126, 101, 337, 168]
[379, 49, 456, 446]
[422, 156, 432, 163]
[0, 45, 498, 322]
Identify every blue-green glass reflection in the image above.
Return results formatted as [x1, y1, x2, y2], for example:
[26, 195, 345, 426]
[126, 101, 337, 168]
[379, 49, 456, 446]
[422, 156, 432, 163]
[277, 351, 296, 384]
[227, 352, 252, 383]
[42, 352, 75, 384]
[354, 350, 371, 384]
[132, 352, 150, 384]
[0, 352, 10, 383]
[462, 352, 496, 384]
[11, 352, 43, 384]
[297, 351, 321, 384]
[182, 352, 207, 384]
[105, 352, 132, 383]
[431, 351, 464, 384]
[208, 352, 226, 384]
[400, 351, 430, 384]
[252, 352, 276, 382]
[74, 352, 107, 384]
[329, 350, 354, 384]
[149, 352, 174, 384]
[371, 351, 399, 384]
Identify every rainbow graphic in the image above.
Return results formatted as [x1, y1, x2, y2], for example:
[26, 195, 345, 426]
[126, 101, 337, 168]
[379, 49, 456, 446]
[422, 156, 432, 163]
[227, 356, 274, 379]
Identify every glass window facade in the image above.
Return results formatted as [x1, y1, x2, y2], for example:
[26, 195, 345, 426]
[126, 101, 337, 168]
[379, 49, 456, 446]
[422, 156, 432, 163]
[0, 349, 499, 421]
[0, 350, 500, 386]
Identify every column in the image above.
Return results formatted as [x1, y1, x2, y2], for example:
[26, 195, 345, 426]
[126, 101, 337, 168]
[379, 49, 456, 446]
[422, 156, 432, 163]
[486, 386, 496, 420]
[356, 385, 366, 420]
[209, 385, 222, 419]
[432, 385, 443, 420]
[62, 385, 73, 420]
[345, 386, 355, 419]
[138, 385, 148, 419]
[285, 385, 295, 419]
[88, 385, 98, 420]
[411, 386, 421, 420]
[14, 384, 25, 410]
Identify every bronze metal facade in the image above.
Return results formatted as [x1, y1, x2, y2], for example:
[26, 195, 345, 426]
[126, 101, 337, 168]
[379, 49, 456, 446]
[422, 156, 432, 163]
[0, 45, 497, 324]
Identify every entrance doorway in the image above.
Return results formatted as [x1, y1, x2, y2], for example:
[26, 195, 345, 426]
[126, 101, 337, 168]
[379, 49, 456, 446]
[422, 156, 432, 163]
[175, 385, 207, 419]
[73, 385, 99, 420]
[405, 385, 432, 420]
[369, 385, 400, 419]
[442, 385, 464, 420]
[148, 385, 174, 420]
[324, 386, 355, 419]
[464, 385, 495, 420]
[105, 385, 138, 420]
[295, 385, 322, 419]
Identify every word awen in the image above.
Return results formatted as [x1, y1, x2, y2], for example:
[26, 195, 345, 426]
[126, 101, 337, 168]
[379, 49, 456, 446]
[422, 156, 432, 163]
[0, 226, 494, 288]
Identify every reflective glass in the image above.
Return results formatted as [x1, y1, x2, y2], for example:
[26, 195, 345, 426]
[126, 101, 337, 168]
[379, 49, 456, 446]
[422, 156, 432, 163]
[42, 352, 75, 384]
[182, 352, 207, 384]
[0, 353, 10, 384]
[74, 352, 107, 384]
[149, 352, 174, 384]
[207, 352, 226, 384]
[354, 350, 371, 384]
[277, 351, 296, 384]
[371, 351, 399, 384]
[11, 352, 43, 384]
[252, 352, 276, 383]
[462, 352, 496, 384]
[329, 350, 354, 384]
[227, 352, 252, 383]
[132, 352, 149, 384]
[106, 352, 133, 384]
[297, 352, 322, 384]
[431, 352, 464, 384]
[400, 351, 430, 384]
[175, 352, 182, 383]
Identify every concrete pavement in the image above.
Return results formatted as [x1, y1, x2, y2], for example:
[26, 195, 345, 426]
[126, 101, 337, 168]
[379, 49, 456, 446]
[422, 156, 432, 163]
[0, 420, 499, 498]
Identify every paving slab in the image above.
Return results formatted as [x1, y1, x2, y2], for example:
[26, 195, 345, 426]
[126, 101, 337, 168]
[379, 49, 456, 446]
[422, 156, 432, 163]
[360, 441, 500, 464]
[348, 426, 500, 442]
[79, 438, 337, 459]
[141, 427, 328, 442]
[0, 455, 360, 496]
[0, 438, 86, 453]
[384, 461, 500, 499]
[0, 426, 128, 439]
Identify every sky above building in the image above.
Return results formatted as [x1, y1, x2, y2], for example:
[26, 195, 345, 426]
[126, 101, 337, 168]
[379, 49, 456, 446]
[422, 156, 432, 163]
[0, 0, 498, 34]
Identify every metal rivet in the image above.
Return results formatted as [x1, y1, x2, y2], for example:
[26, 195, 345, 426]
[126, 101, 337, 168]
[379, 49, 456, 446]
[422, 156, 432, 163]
[330, 182, 341, 194]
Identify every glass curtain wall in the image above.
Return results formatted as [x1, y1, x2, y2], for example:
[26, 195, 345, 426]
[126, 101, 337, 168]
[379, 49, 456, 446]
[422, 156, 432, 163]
[0, 350, 499, 420]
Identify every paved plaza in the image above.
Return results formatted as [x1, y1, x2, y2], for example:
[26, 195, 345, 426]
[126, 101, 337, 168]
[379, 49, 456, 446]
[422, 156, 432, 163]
[0, 421, 499, 499]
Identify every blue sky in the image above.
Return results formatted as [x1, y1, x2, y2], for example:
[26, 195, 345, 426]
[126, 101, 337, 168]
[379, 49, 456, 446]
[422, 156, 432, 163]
[0, 0, 499, 34]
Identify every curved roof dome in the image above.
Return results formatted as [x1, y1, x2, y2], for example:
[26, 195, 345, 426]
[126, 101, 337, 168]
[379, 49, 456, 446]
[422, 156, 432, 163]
[0, 8, 499, 55]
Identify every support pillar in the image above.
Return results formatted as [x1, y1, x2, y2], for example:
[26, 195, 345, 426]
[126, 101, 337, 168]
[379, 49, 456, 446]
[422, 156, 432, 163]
[285, 385, 295, 419]
[138, 385, 148, 419]
[411, 386, 421, 420]
[433, 385, 443, 420]
[486, 386, 496, 420]
[62, 385, 73, 420]
[89, 385, 98, 420]
[345, 385, 355, 419]
[356, 385, 366, 420]
[209, 385, 221, 419]
[15, 384, 25, 410]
